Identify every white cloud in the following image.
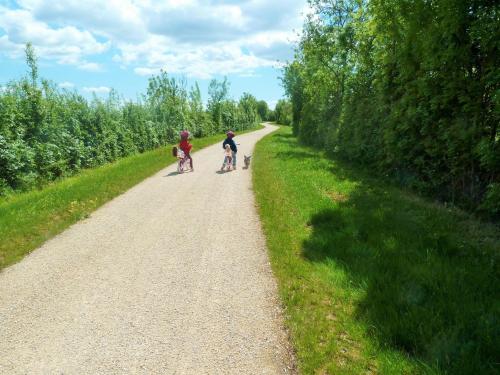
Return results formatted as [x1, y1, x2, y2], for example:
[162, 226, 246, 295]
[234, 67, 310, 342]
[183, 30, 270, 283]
[58, 81, 74, 88]
[0, 6, 109, 68]
[144, 2, 246, 43]
[133, 67, 160, 77]
[18, 0, 147, 42]
[78, 62, 103, 72]
[243, 31, 299, 62]
[239, 72, 261, 78]
[113, 0, 306, 78]
[123, 35, 277, 79]
[82, 86, 111, 94]
[0, 0, 308, 78]
[0, 35, 25, 59]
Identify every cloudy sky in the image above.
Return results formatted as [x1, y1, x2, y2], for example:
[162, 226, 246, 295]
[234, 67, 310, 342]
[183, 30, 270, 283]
[0, 0, 307, 107]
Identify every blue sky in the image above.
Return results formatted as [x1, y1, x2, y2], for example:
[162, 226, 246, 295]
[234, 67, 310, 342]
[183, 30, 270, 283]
[0, 0, 308, 108]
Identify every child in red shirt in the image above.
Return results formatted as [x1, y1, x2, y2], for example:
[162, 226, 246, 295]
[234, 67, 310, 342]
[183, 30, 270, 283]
[179, 130, 193, 171]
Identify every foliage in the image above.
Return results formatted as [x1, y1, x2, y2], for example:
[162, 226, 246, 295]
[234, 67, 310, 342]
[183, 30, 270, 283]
[238, 92, 261, 129]
[267, 109, 277, 122]
[253, 126, 500, 374]
[0, 45, 262, 195]
[283, 0, 500, 219]
[274, 99, 293, 126]
[256, 100, 269, 121]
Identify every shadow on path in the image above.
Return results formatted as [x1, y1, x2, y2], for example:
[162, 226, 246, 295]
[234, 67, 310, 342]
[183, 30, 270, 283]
[164, 171, 181, 177]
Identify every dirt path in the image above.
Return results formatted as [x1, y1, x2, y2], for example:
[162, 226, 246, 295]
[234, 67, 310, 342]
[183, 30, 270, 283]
[0, 124, 294, 374]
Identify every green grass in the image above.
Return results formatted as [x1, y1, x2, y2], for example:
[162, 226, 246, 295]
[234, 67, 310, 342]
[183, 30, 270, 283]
[253, 126, 499, 374]
[0, 125, 263, 270]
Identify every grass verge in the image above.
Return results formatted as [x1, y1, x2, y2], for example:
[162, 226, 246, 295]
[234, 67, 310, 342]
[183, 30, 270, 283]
[0, 125, 263, 270]
[253, 126, 499, 374]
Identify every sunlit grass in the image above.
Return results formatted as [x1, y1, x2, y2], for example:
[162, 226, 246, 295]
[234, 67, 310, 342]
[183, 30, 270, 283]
[253, 126, 499, 374]
[0, 125, 263, 270]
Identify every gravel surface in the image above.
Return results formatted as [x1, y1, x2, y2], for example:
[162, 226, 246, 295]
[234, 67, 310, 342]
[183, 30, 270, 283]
[0, 124, 295, 374]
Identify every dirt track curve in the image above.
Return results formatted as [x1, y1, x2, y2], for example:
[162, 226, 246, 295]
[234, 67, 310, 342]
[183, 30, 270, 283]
[0, 124, 295, 374]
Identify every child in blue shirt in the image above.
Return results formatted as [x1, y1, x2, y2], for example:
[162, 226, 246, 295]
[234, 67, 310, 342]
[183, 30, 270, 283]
[222, 130, 237, 170]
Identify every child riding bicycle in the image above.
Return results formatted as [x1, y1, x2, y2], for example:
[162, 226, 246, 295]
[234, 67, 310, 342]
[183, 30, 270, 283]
[172, 130, 193, 173]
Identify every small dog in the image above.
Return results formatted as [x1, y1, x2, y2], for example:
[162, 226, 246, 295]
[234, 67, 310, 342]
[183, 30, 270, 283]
[244, 155, 252, 169]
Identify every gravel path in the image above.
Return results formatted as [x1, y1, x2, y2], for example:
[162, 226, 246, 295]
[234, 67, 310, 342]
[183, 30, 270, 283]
[0, 124, 294, 374]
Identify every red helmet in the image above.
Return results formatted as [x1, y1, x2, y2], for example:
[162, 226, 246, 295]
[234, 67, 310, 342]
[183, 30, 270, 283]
[226, 130, 235, 138]
[180, 130, 190, 140]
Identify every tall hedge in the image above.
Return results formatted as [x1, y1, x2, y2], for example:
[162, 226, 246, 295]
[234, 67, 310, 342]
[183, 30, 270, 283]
[283, 0, 499, 219]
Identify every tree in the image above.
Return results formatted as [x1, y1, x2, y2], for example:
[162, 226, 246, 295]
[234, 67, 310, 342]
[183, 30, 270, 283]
[207, 77, 230, 131]
[25, 42, 38, 87]
[238, 93, 260, 128]
[22, 43, 44, 142]
[274, 99, 292, 126]
[256, 100, 269, 121]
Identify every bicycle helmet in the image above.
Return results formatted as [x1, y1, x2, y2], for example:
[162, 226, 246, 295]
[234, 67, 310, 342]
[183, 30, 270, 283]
[180, 130, 190, 140]
[226, 130, 235, 138]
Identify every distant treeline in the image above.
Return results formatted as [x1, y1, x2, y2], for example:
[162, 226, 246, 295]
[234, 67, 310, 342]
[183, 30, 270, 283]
[283, 0, 499, 219]
[0, 44, 271, 194]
